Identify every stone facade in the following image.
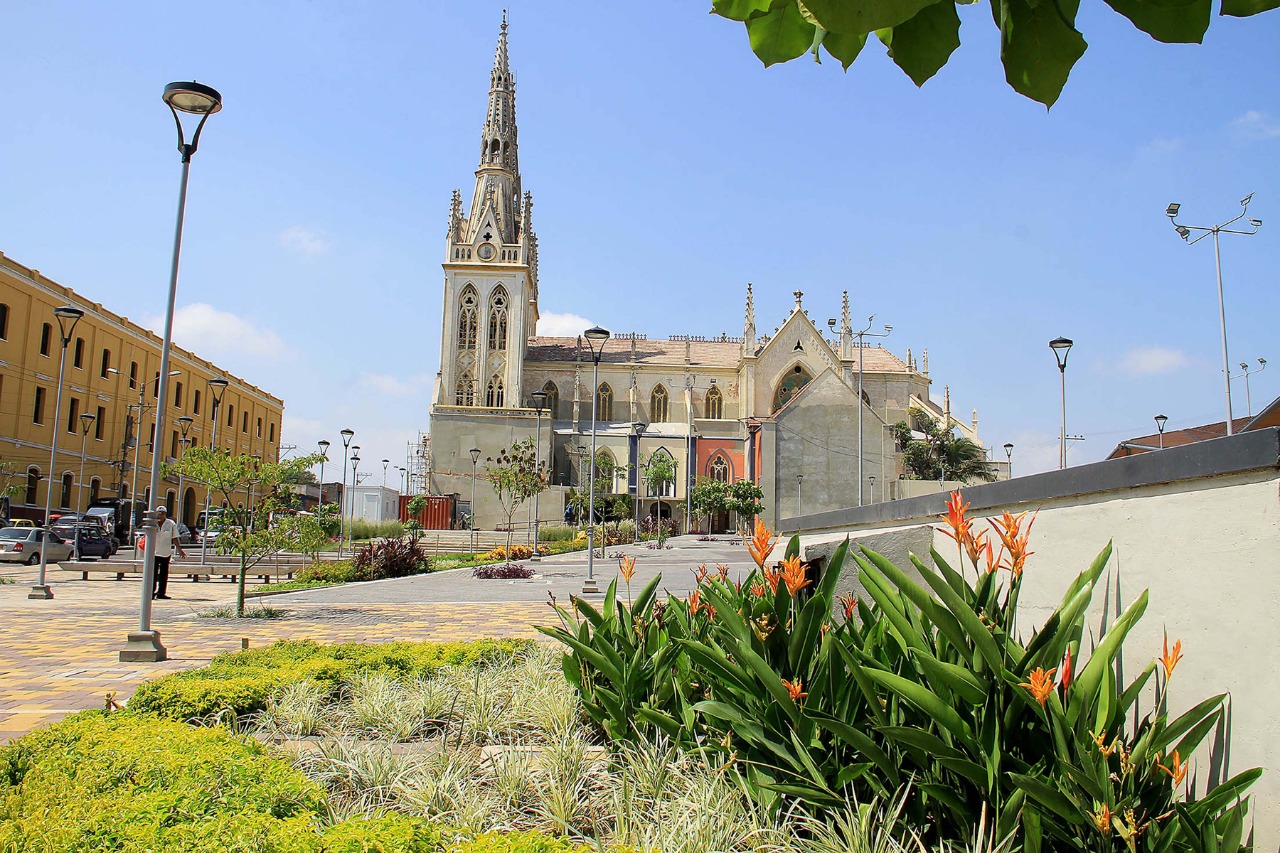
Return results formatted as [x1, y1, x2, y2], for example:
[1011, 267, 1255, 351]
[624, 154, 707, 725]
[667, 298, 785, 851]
[428, 20, 986, 531]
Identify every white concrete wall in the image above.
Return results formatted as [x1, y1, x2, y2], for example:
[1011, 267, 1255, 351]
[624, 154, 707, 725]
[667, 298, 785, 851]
[794, 469, 1280, 850]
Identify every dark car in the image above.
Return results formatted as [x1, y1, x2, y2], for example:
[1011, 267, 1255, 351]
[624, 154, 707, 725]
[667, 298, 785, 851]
[50, 523, 114, 560]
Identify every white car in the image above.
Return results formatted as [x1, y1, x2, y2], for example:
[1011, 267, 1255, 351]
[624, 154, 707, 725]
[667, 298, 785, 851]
[0, 528, 74, 565]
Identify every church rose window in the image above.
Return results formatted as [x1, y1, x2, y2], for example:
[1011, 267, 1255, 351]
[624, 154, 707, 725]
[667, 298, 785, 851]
[705, 385, 724, 420]
[458, 287, 479, 350]
[596, 383, 613, 421]
[772, 364, 813, 412]
[650, 385, 669, 422]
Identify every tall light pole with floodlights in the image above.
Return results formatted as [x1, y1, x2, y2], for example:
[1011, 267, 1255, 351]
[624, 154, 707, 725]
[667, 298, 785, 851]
[582, 326, 610, 594]
[469, 447, 481, 556]
[337, 429, 354, 558]
[1003, 443, 1014, 479]
[77, 412, 96, 512]
[1155, 414, 1169, 449]
[1167, 196, 1262, 435]
[199, 377, 229, 566]
[835, 316, 891, 506]
[30, 305, 84, 599]
[530, 391, 547, 553]
[121, 81, 221, 663]
[1231, 358, 1266, 417]
[316, 440, 330, 510]
[632, 421, 645, 539]
[1049, 337, 1074, 470]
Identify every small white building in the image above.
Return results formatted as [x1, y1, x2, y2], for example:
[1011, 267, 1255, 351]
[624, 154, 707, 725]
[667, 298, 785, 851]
[347, 484, 401, 524]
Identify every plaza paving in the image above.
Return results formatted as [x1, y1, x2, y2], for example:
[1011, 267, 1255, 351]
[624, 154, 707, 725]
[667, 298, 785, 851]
[0, 534, 754, 742]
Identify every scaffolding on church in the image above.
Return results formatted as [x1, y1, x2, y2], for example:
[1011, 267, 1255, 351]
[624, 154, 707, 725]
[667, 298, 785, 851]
[406, 432, 430, 496]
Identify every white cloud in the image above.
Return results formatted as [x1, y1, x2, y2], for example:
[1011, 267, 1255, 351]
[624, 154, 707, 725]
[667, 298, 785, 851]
[358, 372, 430, 398]
[537, 311, 594, 337]
[278, 225, 330, 255]
[1118, 346, 1190, 377]
[154, 303, 290, 360]
[1230, 110, 1280, 141]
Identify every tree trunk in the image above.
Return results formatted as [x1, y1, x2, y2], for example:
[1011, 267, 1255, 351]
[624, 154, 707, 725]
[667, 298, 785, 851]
[236, 551, 247, 617]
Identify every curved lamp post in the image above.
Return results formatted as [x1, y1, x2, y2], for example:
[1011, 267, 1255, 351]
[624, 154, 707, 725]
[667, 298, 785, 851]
[338, 429, 354, 557]
[796, 474, 803, 517]
[30, 305, 84, 599]
[582, 326, 610, 594]
[469, 447, 481, 556]
[175, 415, 194, 530]
[1003, 442, 1014, 479]
[316, 440, 330, 510]
[869, 475, 876, 504]
[1155, 414, 1169, 449]
[350, 454, 361, 541]
[121, 81, 221, 662]
[1049, 337, 1073, 470]
[632, 421, 645, 539]
[77, 411, 96, 512]
[530, 390, 547, 555]
[199, 377, 229, 566]
[129, 369, 180, 534]
[1166, 197, 1261, 435]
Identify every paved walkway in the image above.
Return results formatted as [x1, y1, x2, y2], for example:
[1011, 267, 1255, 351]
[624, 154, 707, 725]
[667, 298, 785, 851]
[0, 535, 751, 742]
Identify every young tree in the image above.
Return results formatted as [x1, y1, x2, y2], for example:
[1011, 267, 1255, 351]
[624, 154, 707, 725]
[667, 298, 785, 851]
[727, 478, 765, 535]
[642, 451, 677, 547]
[404, 494, 427, 545]
[166, 447, 325, 616]
[892, 407, 998, 484]
[689, 477, 731, 534]
[482, 438, 547, 559]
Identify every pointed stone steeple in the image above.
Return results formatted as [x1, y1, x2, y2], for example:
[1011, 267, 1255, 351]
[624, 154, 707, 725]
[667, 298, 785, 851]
[468, 14, 523, 245]
[840, 290, 852, 359]
[447, 189, 463, 240]
[741, 283, 756, 358]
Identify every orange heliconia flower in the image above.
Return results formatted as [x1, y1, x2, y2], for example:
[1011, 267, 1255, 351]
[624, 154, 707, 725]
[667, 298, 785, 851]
[989, 510, 1037, 577]
[747, 517, 778, 569]
[763, 564, 782, 595]
[982, 538, 1002, 574]
[939, 491, 973, 548]
[1020, 666, 1057, 707]
[715, 563, 731, 581]
[693, 564, 709, 583]
[782, 678, 807, 703]
[1093, 804, 1113, 836]
[688, 590, 706, 617]
[1160, 635, 1183, 679]
[838, 593, 859, 621]
[780, 555, 811, 596]
[1159, 750, 1188, 786]
[1060, 647, 1074, 692]
[618, 555, 637, 583]
[750, 582, 768, 598]
[964, 528, 990, 569]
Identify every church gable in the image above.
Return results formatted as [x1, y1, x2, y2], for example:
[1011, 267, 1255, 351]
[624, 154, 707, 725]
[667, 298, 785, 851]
[753, 304, 840, 415]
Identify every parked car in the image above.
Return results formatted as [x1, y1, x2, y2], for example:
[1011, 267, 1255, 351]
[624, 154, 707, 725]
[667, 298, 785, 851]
[0, 528, 73, 565]
[10, 519, 35, 529]
[50, 523, 114, 559]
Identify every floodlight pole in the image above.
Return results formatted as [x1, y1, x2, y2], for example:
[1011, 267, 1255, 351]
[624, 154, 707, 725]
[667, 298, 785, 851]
[1167, 195, 1263, 436]
[853, 316, 891, 506]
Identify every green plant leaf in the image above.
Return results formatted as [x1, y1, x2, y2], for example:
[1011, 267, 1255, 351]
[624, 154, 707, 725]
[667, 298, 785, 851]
[820, 29, 868, 68]
[1147, 693, 1227, 757]
[1068, 589, 1148, 727]
[1103, 0, 1211, 42]
[913, 649, 989, 705]
[809, 711, 900, 785]
[993, 0, 1088, 108]
[1220, 0, 1280, 15]
[1010, 772, 1088, 825]
[880, 0, 962, 85]
[1181, 769, 1263, 822]
[863, 669, 974, 748]
[713, 0, 787, 21]
[747, 2, 816, 66]
[908, 550, 1006, 673]
[803, 0, 956, 34]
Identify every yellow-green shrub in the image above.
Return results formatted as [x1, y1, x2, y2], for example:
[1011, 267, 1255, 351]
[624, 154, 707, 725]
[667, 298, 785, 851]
[127, 638, 533, 720]
[451, 831, 594, 853]
[297, 560, 369, 584]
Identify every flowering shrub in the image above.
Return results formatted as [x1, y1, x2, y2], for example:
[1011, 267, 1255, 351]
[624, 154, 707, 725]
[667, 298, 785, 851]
[354, 538, 427, 579]
[483, 544, 550, 561]
[473, 563, 535, 579]
[542, 500, 1258, 851]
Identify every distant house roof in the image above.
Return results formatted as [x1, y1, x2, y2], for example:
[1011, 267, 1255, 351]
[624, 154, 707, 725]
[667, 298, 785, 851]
[1106, 416, 1256, 459]
[524, 335, 911, 372]
[1244, 393, 1280, 432]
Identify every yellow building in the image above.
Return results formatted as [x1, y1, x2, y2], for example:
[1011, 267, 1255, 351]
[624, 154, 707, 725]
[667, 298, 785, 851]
[0, 250, 284, 530]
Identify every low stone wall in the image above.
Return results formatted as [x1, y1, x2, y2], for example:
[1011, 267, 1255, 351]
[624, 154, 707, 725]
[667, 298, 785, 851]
[783, 428, 1280, 851]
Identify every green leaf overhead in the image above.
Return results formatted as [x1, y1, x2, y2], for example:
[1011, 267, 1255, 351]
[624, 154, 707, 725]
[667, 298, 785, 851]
[1103, 0, 1212, 42]
[994, 0, 1089, 107]
[747, 2, 817, 66]
[802, 0, 956, 33]
[1221, 0, 1280, 14]
[820, 30, 869, 68]
[713, 0, 787, 22]
[879, 0, 963, 86]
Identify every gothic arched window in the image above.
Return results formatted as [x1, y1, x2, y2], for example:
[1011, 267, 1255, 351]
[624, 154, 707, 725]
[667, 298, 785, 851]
[648, 448, 675, 497]
[486, 375, 505, 408]
[457, 286, 478, 351]
[705, 385, 724, 420]
[542, 381, 559, 419]
[772, 364, 813, 412]
[709, 454, 730, 483]
[487, 287, 508, 351]
[650, 385, 669, 423]
[455, 370, 475, 406]
[596, 383, 613, 421]
[25, 467, 39, 505]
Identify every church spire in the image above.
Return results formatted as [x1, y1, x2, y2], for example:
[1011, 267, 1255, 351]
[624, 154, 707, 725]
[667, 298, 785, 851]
[467, 14, 522, 245]
[742, 282, 756, 357]
[840, 290, 852, 359]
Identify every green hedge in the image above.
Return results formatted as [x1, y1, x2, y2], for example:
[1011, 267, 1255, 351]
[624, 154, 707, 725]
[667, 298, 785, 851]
[127, 638, 532, 720]
[0, 712, 593, 853]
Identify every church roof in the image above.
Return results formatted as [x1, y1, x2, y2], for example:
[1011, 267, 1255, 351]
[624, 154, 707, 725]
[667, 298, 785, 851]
[525, 335, 913, 372]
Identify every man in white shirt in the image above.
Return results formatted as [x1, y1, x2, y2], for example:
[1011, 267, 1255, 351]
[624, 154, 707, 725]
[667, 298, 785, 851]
[152, 505, 186, 600]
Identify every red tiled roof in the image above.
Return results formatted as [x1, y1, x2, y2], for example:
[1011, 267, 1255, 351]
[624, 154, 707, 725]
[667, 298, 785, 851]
[1107, 416, 1255, 458]
[524, 336, 911, 372]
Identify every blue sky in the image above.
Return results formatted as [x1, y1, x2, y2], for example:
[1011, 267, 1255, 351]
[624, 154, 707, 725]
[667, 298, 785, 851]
[2, 1, 1277, 481]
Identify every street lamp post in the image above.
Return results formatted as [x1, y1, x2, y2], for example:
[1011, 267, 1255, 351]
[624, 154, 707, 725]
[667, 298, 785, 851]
[530, 391, 547, 555]
[869, 475, 876, 504]
[845, 316, 891, 506]
[200, 377, 229, 566]
[77, 412, 96, 512]
[382, 459, 390, 488]
[582, 326, 610, 594]
[130, 370, 181, 535]
[174, 416, 193, 531]
[632, 421, 645, 540]
[338, 429, 354, 558]
[1049, 337, 1074, 470]
[120, 81, 222, 663]
[469, 447, 481, 556]
[1230, 358, 1267, 417]
[1003, 443, 1014, 479]
[350, 454, 360, 542]
[796, 474, 803, 517]
[1167, 196, 1263, 435]
[1155, 414, 1169, 449]
[30, 306, 84, 599]
[316, 440, 330, 510]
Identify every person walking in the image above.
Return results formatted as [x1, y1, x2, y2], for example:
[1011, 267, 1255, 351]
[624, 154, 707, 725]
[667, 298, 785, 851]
[152, 505, 186, 600]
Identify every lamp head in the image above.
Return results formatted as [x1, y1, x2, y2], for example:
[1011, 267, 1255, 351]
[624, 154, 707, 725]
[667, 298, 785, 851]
[530, 390, 547, 412]
[1248, 218, 1262, 227]
[583, 326, 610, 344]
[633, 422, 646, 434]
[340, 428, 354, 447]
[163, 82, 222, 115]
[318, 439, 330, 451]
[469, 447, 481, 463]
[1166, 203, 1180, 218]
[1260, 358, 1267, 366]
[884, 324, 893, 333]
[80, 412, 95, 430]
[1176, 225, 1191, 240]
[869, 475, 875, 485]
[1240, 193, 1254, 208]
[796, 474, 803, 483]
[53, 305, 84, 322]
[1003, 442, 1014, 452]
[1154, 414, 1168, 432]
[177, 415, 194, 435]
[827, 318, 836, 330]
[1241, 362, 1249, 371]
[1049, 336, 1073, 370]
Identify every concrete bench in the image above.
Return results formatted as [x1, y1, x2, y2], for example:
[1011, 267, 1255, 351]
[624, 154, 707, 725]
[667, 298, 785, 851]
[58, 560, 306, 583]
